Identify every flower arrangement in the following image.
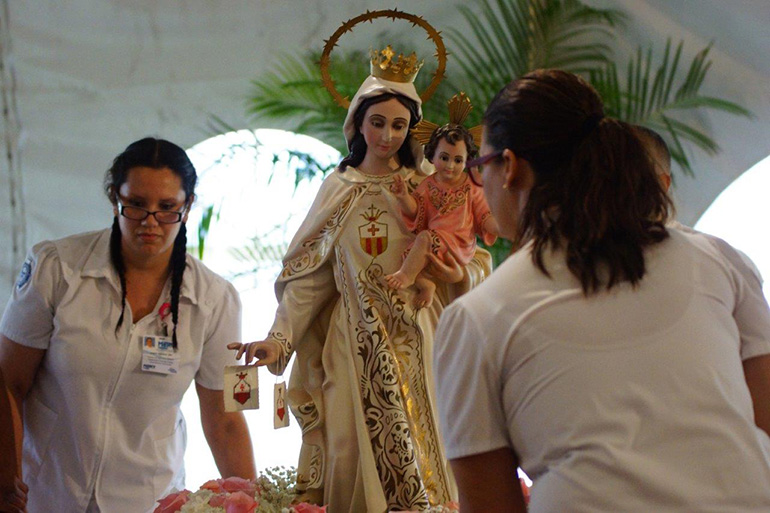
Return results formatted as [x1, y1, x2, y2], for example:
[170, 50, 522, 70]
[155, 467, 530, 512]
[153, 467, 326, 513]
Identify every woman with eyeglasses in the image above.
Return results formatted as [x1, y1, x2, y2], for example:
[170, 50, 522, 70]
[434, 69, 770, 512]
[0, 137, 255, 513]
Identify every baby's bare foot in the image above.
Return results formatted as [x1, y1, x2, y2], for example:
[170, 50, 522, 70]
[385, 270, 414, 290]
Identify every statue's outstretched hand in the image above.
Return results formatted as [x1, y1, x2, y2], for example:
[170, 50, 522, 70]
[390, 174, 408, 198]
[227, 340, 281, 366]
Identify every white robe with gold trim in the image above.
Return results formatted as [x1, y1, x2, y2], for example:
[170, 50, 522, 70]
[265, 166, 491, 512]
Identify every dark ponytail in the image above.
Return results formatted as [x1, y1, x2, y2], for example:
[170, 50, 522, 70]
[484, 69, 672, 294]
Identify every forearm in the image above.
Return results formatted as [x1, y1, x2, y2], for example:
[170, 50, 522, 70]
[268, 268, 337, 375]
[0, 372, 24, 498]
[451, 448, 527, 513]
[744, 354, 770, 436]
[396, 194, 418, 220]
[0, 336, 42, 404]
[1, 388, 23, 473]
[197, 384, 256, 479]
[204, 412, 256, 479]
[0, 340, 34, 511]
[2, 387, 24, 454]
[1, 336, 45, 474]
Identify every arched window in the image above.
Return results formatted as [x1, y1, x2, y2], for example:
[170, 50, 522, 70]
[694, 154, 769, 299]
[181, 128, 340, 485]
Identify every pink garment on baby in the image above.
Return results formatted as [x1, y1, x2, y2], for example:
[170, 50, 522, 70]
[403, 174, 496, 265]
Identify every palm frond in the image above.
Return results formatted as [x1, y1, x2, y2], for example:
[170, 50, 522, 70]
[193, 204, 221, 260]
[589, 38, 752, 177]
[248, 50, 372, 154]
[230, 0, 751, 269]
[275, 149, 338, 188]
[230, 238, 288, 268]
[449, 0, 624, 120]
[226, 236, 289, 283]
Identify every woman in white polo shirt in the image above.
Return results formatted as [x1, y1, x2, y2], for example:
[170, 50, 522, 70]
[0, 138, 255, 512]
[434, 70, 770, 512]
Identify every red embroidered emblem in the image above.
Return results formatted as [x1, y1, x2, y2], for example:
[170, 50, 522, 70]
[233, 372, 252, 405]
[359, 204, 388, 257]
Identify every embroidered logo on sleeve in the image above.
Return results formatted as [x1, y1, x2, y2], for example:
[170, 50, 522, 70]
[16, 258, 32, 289]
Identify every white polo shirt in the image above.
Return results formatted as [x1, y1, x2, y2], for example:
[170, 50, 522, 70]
[0, 229, 241, 513]
[668, 219, 764, 287]
[435, 228, 770, 512]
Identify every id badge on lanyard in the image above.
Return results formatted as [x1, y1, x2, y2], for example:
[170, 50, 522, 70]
[140, 301, 179, 374]
[141, 334, 179, 375]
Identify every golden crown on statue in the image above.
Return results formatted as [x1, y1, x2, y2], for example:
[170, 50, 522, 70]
[320, 9, 446, 108]
[369, 45, 424, 83]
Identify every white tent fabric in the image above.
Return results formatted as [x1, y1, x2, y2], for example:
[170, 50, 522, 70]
[1, 0, 769, 307]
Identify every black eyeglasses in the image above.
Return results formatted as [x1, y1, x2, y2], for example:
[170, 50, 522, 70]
[118, 200, 185, 224]
[466, 150, 504, 187]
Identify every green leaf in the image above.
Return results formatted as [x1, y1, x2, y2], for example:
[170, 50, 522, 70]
[197, 204, 221, 260]
[448, 0, 623, 112]
[591, 37, 751, 178]
[665, 96, 752, 116]
[247, 50, 367, 155]
[222, 0, 753, 267]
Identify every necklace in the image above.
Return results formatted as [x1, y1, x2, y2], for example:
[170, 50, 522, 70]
[356, 166, 402, 180]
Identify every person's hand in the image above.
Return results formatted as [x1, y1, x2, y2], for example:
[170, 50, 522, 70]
[484, 215, 500, 238]
[427, 252, 464, 284]
[390, 174, 408, 199]
[0, 477, 28, 513]
[227, 340, 282, 367]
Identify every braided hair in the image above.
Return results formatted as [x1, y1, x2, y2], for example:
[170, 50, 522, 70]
[104, 137, 197, 348]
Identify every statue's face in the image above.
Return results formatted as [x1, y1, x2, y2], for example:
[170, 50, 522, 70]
[361, 98, 411, 161]
[432, 138, 469, 187]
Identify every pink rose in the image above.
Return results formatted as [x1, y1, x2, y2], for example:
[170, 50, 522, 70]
[294, 503, 327, 512]
[153, 490, 191, 513]
[224, 490, 258, 513]
[209, 493, 227, 507]
[201, 479, 225, 493]
[221, 476, 257, 496]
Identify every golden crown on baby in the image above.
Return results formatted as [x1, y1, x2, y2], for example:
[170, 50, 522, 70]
[369, 45, 424, 83]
